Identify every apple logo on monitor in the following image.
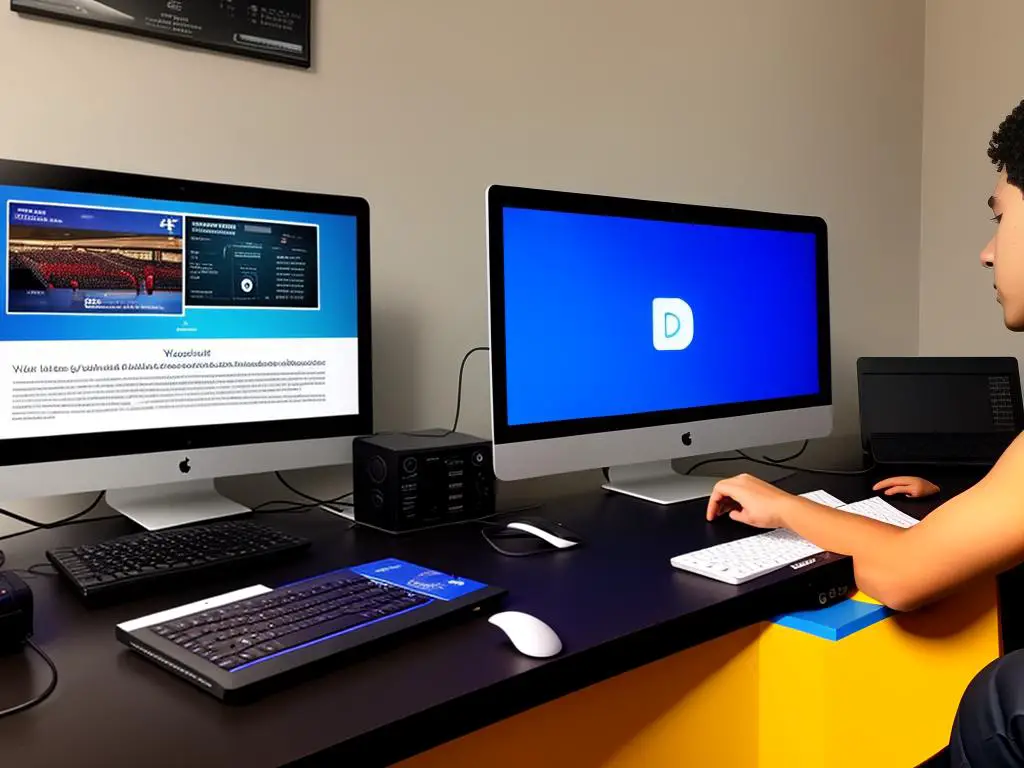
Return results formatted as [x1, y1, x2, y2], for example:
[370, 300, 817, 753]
[681, 432, 693, 446]
[179, 457, 192, 475]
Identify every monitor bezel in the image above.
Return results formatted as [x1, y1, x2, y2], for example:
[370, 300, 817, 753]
[0, 158, 372, 468]
[487, 184, 831, 446]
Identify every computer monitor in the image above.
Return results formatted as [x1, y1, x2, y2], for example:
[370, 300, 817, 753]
[0, 159, 372, 529]
[486, 185, 831, 504]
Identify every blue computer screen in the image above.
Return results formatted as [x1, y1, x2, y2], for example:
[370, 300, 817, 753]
[501, 207, 822, 426]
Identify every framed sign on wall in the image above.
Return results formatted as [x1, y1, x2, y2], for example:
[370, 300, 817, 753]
[11, 0, 312, 68]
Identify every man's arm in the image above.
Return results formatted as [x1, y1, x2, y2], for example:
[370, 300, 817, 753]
[780, 434, 1024, 610]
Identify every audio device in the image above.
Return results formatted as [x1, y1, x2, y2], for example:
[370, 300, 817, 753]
[353, 431, 495, 532]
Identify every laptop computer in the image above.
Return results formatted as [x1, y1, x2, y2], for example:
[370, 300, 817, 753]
[858, 357, 1024, 467]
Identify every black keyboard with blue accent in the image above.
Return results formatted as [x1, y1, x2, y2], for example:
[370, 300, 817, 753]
[116, 559, 506, 701]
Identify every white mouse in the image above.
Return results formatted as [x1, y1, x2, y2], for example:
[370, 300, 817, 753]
[488, 611, 563, 658]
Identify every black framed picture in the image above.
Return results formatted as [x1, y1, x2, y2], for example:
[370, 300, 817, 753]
[11, 0, 312, 68]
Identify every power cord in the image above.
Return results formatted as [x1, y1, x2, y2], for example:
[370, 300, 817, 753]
[735, 449, 876, 477]
[764, 441, 810, 464]
[400, 346, 489, 438]
[273, 471, 354, 509]
[688, 442, 806, 479]
[0, 492, 106, 532]
[684, 441, 874, 478]
[0, 639, 58, 720]
[319, 504, 542, 536]
[448, 346, 488, 435]
[0, 492, 111, 571]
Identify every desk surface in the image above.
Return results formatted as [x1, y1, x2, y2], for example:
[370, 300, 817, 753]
[0, 473, 972, 768]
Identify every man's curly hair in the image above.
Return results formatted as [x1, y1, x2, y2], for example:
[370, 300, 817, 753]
[989, 99, 1024, 190]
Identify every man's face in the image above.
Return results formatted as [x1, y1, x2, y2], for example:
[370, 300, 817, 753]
[982, 171, 1024, 330]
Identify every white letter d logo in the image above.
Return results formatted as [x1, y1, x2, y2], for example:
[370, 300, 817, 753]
[653, 298, 694, 351]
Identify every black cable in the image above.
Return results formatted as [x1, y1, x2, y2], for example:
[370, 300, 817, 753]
[249, 499, 320, 514]
[400, 346, 489, 439]
[0, 493, 111, 568]
[685, 441, 871, 477]
[273, 472, 354, 508]
[762, 440, 809, 464]
[322, 503, 542, 536]
[684, 454, 743, 476]
[0, 639, 58, 720]
[735, 449, 876, 477]
[0, 492, 106, 531]
[449, 346, 488, 434]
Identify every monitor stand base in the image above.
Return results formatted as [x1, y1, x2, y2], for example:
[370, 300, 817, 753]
[602, 461, 718, 505]
[107, 480, 250, 531]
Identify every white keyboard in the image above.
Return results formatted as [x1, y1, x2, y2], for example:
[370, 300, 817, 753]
[670, 528, 824, 585]
[838, 497, 919, 529]
[670, 492, 919, 585]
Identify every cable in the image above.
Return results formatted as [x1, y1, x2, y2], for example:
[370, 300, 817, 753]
[0, 492, 106, 532]
[0, 493, 111, 567]
[0, 639, 58, 720]
[684, 442, 873, 478]
[762, 440, 809, 464]
[735, 449, 876, 476]
[449, 346, 488, 434]
[684, 454, 743, 476]
[273, 472, 354, 508]
[319, 503, 543, 536]
[399, 346, 489, 439]
[26, 563, 57, 578]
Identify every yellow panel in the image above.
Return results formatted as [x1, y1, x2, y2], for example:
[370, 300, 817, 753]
[758, 627, 830, 767]
[759, 578, 1000, 768]
[397, 579, 1000, 768]
[396, 624, 764, 768]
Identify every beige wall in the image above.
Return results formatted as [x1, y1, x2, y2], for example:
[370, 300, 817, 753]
[0, 1, 925, 529]
[919, 0, 1024, 358]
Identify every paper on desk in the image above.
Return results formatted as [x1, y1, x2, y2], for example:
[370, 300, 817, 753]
[800, 489, 847, 508]
[838, 497, 919, 529]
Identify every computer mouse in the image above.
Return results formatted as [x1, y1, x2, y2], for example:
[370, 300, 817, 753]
[487, 611, 563, 658]
[504, 517, 581, 549]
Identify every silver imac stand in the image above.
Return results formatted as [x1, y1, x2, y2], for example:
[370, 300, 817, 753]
[602, 461, 718, 505]
[106, 480, 250, 531]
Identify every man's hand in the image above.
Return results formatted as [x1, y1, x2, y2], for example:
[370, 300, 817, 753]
[873, 476, 940, 498]
[705, 473, 803, 529]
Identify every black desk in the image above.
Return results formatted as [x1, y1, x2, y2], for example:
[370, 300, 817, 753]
[0, 473, 962, 768]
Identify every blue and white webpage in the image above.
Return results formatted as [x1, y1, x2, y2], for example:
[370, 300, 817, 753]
[1, 185, 359, 439]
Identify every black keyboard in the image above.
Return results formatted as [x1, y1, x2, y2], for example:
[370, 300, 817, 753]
[47, 520, 310, 602]
[116, 559, 506, 701]
[152, 574, 430, 670]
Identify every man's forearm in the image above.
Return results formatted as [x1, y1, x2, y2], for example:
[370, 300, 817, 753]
[780, 499, 906, 557]
[780, 499, 908, 603]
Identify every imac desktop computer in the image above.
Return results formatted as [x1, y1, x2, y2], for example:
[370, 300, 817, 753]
[487, 185, 832, 504]
[0, 159, 372, 530]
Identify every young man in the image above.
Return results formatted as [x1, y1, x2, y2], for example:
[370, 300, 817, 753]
[706, 98, 1024, 767]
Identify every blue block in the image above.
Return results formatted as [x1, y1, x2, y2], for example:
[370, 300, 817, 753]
[773, 599, 892, 641]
